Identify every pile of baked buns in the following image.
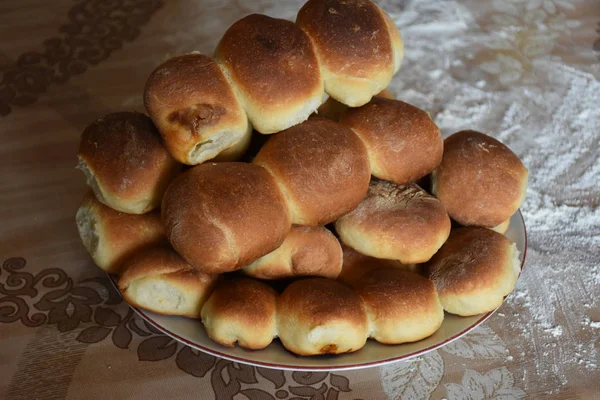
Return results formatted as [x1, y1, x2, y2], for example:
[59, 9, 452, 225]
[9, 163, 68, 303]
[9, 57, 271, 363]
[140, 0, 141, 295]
[75, 0, 528, 356]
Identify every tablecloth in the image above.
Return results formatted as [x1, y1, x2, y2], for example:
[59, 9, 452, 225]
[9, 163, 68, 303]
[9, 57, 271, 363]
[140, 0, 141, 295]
[1, 0, 599, 399]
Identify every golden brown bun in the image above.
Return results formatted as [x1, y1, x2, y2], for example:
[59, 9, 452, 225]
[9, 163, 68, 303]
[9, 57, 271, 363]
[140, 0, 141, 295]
[355, 268, 444, 344]
[427, 227, 521, 316]
[296, 0, 403, 107]
[161, 162, 291, 274]
[118, 247, 218, 318]
[335, 181, 451, 264]
[144, 53, 251, 165]
[431, 130, 528, 227]
[340, 98, 443, 184]
[76, 193, 165, 273]
[337, 244, 413, 288]
[253, 117, 370, 225]
[277, 278, 369, 355]
[490, 218, 511, 234]
[77, 112, 181, 214]
[215, 14, 323, 134]
[243, 226, 343, 280]
[201, 278, 278, 349]
[317, 88, 395, 122]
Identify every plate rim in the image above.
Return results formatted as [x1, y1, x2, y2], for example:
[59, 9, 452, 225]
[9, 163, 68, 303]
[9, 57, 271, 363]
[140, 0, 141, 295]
[109, 210, 527, 371]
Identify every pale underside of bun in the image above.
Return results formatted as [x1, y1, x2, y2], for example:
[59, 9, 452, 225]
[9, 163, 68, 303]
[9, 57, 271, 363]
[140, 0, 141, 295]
[316, 88, 395, 122]
[122, 276, 202, 318]
[211, 124, 253, 161]
[75, 193, 165, 274]
[321, 70, 392, 108]
[119, 247, 218, 319]
[187, 123, 252, 165]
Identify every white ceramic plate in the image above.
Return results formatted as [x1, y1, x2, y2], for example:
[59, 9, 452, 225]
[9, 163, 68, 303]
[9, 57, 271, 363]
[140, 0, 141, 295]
[109, 211, 527, 371]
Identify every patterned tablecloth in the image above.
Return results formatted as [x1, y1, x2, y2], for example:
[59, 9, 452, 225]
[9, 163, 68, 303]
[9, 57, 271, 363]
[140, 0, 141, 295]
[1, 0, 599, 399]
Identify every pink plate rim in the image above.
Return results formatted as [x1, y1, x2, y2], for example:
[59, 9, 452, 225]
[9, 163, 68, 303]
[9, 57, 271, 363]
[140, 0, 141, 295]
[109, 210, 527, 371]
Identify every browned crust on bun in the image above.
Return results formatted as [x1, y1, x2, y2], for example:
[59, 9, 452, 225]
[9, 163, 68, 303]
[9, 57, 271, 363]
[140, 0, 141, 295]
[355, 268, 444, 344]
[277, 278, 369, 355]
[201, 278, 278, 349]
[335, 181, 451, 264]
[161, 162, 291, 274]
[432, 130, 528, 227]
[253, 117, 370, 225]
[243, 225, 343, 280]
[215, 14, 323, 134]
[427, 227, 521, 316]
[77, 112, 181, 214]
[296, 0, 401, 106]
[144, 53, 251, 165]
[341, 98, 443, 184]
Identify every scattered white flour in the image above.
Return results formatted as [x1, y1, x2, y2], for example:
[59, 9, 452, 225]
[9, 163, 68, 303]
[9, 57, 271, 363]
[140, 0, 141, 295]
[382, 0, 600, 395]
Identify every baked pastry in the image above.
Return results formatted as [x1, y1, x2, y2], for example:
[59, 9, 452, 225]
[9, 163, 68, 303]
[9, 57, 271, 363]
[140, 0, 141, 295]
[337, 244, 411, 287]
[317, 88, 394, 122]
[335, 181, 451, 264]
[119, 247, 218, 318]
[431, 130, 528, 227]
[77, 112, 181, 214]
[76, 193, 165, 273]
[355, 268, 444, 344]
[296, 0, 403, 106]
[277, 278, 369, 355]
[242, 225, 343, 280]
[427, 227, 521, 316]
[340, 98, 443, 184]
[201, 278, 278, 349]
[144, 53, 251, 165]
[253, 117, 370, 225]
[161, 162, 291, 274]
[215, 14, 323, 134]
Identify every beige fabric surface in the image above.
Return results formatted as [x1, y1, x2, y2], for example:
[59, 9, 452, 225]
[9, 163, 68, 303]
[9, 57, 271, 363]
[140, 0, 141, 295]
[1, 0, 599, 399]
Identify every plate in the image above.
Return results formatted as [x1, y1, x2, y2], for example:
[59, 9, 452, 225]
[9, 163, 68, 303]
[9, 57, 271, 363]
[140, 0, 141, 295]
[109, 210, 527, 371]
